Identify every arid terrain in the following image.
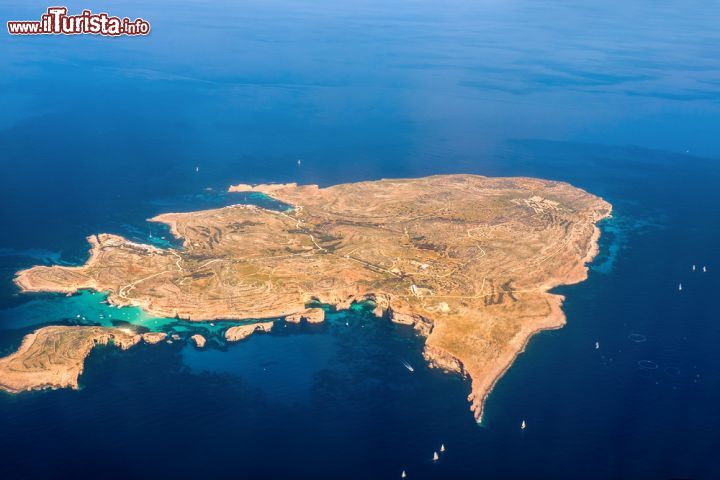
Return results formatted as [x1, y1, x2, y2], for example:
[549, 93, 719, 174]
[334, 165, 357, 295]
[6, 174, 610, 420]
[0, 326, 141, 393]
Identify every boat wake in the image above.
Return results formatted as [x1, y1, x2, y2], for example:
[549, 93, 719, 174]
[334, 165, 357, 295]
[401, 360, 414, 373]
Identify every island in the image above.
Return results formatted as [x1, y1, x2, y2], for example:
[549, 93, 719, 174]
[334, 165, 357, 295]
[6, 174, 611, 421]
[285, 307, 325, 324]
[142, 332, 167, 344]
[0, 326, 141, 393]
[225, 321, 274, 342]
[190, 334, 206, 348]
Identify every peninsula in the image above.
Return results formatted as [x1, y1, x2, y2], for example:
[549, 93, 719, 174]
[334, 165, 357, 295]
[7, 174, 610, 420]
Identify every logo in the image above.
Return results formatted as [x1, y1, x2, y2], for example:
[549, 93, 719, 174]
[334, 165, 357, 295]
[7, 7, 150, 36]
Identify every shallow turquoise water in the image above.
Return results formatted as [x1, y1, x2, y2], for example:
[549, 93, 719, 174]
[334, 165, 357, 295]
[0, 290, 172, 331]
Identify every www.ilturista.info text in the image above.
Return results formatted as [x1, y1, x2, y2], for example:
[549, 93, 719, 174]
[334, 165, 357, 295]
[7, 7, 150, 36]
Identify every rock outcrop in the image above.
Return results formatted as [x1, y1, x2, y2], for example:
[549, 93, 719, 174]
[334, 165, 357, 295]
[285, 308, 325, 324]
[142, 332, 167, 344]
[225, 321, 274, 342]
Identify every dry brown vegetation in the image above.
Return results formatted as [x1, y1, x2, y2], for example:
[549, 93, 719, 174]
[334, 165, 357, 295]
[9, 175, 610, 419]
[0, 326, 141, 393]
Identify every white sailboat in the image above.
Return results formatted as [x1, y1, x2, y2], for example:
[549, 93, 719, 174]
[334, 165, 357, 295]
[433, 452, 439, 462]
[703, 266, 707, 273]
[595, 341, 600, 350]
[440, 444, 445, 453]
[401, 471, 407, 478]
[693, 264, 696, 271]
[521, 420, 527, 430]
[679, 283, 683, 291]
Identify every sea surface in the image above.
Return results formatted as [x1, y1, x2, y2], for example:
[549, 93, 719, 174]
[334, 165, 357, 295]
[1, 0, 720, 478]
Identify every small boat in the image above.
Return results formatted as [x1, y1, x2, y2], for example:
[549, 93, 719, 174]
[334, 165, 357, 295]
[679, 283, 683, 291]
[440, 444, 445, 453]
[297, 159, 302, 166]
[521, 420, 526, 430]
[195, 166, 199, 172]
[401, 471, 407, 478]
[402, 361, 414, 373]
[433, 452, 439, 462]
[595, 341, 600, 350]
[693, 265, 696, 271]
[703, 266, 707, 273]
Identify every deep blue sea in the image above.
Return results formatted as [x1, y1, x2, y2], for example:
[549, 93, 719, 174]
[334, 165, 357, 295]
[1, 1, 720, 478]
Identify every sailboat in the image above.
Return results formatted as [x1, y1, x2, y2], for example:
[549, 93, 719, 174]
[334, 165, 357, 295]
[693, 264, 696, 271]
[679, 283, 683, 291]
[401, 471, 407, 478]
[195, 166, 199, 172]
[521, 420, 527, 430]
[595, 341, 600, 350]
[703, 266, 707, 273]
[433, 452, 439, 462]
[440, 444, 445, 453]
